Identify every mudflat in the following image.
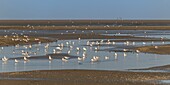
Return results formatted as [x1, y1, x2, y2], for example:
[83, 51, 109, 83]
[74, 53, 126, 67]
[1, 70, 169, 85]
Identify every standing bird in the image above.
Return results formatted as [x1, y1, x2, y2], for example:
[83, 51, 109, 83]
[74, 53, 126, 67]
[123, 53, 127, 57]
[49, 56, 52, 61]
[62, 58, 68, 62]
[76, 47, 80, 51]
[2, 56, 8, 62]
[15, 59, 19, 63]
[83, 47, 87, 51]
[114, 52, 118, 57]
[64, 56, 70, 59]
[104, 56, 109, 60]
[24, 56, 28, 61]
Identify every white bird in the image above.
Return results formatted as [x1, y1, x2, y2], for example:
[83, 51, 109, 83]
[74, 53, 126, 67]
[123, 49, 128, 52]
[66, 42, 69, 45]
[91, 58, 96, 62]
[2, 56, 8, 62]
[86, 41, 90, 45]
[49, 56, 52, 61]
[142, 42, 146, 45]
[152, 41, 154, 44]
[82, 53, 86, 57]
[155, 46, 158, 49]
[112, 41, 115, 45]
[90, 44, 93, 47]
[24, 57, 28, 61]
[76, 47, 80, 51]
[69, 46, 73, 49]
[91, 56, 99, 62]
[132, 42, 135, 45]
[53, 49, 56, 53]
[64, 56, 70, 59]
[114, 53, 118, 56]
[123, 53, 127, 57]
[15, 59, 19, 63]
[45, 44, 49, 49]
[94, 47, 98, 51]
[56, 47, 62, 51]
[136, 50, 140, 53]
[67, 50, 71, 54]
[78, 57, 84, 61]
[83, 47, 87, 51]
[104, 56, 109, 60]
[62, 58, 68, 62]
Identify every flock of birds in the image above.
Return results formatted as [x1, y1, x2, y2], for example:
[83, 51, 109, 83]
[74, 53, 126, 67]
[0, 29, 167, 66]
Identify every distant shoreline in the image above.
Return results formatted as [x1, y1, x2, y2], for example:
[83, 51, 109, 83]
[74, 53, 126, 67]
[0, 20, 170, 26]
[2, 26, 170, 30]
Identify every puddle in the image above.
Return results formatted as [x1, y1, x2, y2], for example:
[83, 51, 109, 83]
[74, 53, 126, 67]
[158, 80, 170, 84]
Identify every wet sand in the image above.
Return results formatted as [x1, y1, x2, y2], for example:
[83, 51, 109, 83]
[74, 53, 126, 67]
[1, 70, 169, 85]
[0, 36, 53, 46]
[136, 45, 170, 55]
[9, 53, 78, 60]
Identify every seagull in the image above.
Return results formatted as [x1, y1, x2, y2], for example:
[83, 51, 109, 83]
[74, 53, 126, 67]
[136, 50, 140, 53]
[78, 57, 84, 61]
[94, 47, 98, 51]
[67, 50, 71, 54]
[82, 53, 86, 57]
[114, 52, 118, 56]
[142, 42, 146, 45]
[62, 58, 68, 62]
[15, 59, 19, 63]
[83, 47, 87, 51]
[91, 56, 99, 62]
[2, 56, 8, 62]
[64, 56, 70, 59]
[154, 46, 158, 49]
[91, 58, 96, 62]
[104, 56, 109, 60]
[86, 41, 90, 45]
[49, 56, 52, 61]
[123, 53, 127, 57]
[24, 56, 28, 61]
[112, 41, 115, 45]
[66, 42, 69, 45]
[76, 47, 80, 51]
[45, 44, 49, 49]
[56, 47, 62, 51]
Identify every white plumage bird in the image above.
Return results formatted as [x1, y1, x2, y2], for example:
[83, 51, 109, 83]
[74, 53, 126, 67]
[49, 56, 52, 61]
[15, 59, 19, 63]
[104, 56, 109, 60]
[62, 58, 68, 62]
[24, 57, 28, 61]
[83, 47, 87, 51]
[2, 56, 8, 62]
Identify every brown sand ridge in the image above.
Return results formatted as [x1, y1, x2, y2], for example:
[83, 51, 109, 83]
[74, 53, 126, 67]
[1, 20, 170, 30]
[2, 26, 170, 30]
[0, 36, 53, 46]
[136, 45, 170, 55]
